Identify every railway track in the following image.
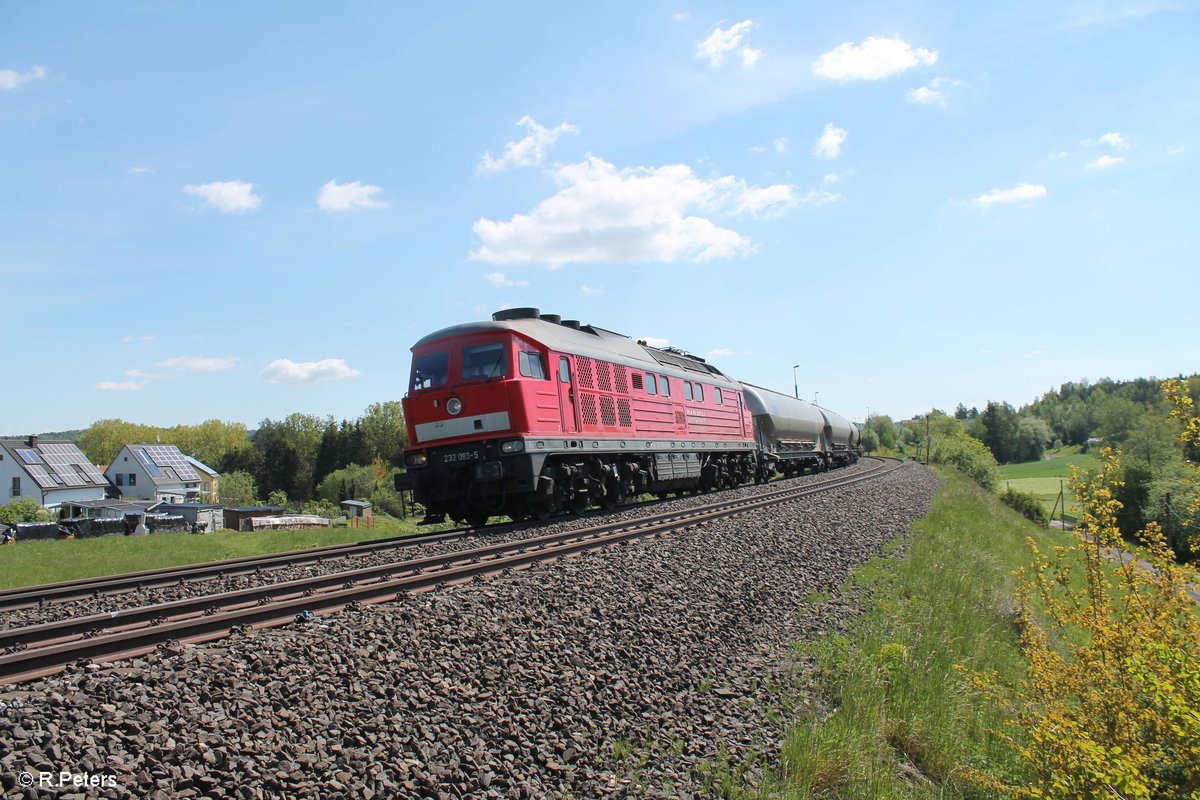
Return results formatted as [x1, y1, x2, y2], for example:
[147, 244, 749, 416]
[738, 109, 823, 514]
[0, 457, 900, 684]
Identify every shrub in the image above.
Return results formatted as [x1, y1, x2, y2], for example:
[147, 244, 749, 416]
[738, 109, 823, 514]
[928, 431, 999, 490]
[999, 487, 1048, 525]
[0, 497, 52, 524]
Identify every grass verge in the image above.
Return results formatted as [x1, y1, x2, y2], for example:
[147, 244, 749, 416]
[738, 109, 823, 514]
[0, 516, 449, 590]
[731, 465, 1067, 798]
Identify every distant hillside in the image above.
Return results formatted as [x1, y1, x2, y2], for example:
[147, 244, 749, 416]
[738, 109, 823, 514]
[1, 430, 85, 442]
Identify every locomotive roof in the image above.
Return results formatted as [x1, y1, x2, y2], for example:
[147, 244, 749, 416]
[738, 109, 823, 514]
[414, 318, 734, 382]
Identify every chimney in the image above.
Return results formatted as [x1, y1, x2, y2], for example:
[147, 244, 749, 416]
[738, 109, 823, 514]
[28, 435, 38, 448]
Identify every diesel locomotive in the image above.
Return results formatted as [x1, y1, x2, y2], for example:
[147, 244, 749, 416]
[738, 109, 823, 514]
[396, 309, 860, 526]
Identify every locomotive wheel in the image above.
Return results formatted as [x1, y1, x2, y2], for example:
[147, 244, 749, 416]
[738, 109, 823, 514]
[531, 498, 557, 521]
[465, 511, 491, 529]
[568, 492, 589, 515]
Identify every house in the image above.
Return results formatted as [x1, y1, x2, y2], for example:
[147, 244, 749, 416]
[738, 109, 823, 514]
[184, 456, 220, 502]
[107, 443, 205, 503]
[157, 503, 224, 533]
[0, 436, 109, 514]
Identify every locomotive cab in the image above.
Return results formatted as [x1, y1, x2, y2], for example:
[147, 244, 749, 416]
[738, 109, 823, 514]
[399, 331, 550, 526]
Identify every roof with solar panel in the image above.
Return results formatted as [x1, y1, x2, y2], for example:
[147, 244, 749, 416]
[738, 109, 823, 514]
[0, 438, 109, 491]
[114, 443, 203, 486]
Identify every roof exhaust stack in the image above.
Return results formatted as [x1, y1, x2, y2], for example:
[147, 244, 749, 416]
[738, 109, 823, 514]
[539, 313, 561, 324]
[492, 307, 540, 321]
[561, 319, 581, 330]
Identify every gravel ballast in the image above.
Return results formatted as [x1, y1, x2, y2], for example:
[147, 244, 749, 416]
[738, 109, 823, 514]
[0, 461, 936, 799]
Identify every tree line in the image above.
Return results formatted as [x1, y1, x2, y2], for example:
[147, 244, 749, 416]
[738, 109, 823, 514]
[75, 401, 409, 514]
[860, 373, 1200, 559]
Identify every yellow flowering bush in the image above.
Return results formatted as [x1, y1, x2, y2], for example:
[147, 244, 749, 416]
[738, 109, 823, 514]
[966, 381, 1200, 798]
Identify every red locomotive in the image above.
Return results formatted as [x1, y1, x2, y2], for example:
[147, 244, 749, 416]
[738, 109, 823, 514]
[397, 308, 762, 526]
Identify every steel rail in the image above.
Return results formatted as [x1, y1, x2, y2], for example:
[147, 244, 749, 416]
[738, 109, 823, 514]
[0, 458, 900, 684]
[0, 460, 884, 612]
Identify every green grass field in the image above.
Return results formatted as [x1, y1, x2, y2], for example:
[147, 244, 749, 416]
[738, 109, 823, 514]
[720, 466, 1065, 798]
[0, 516, 452, 590]
[997, 452, 1099, 518]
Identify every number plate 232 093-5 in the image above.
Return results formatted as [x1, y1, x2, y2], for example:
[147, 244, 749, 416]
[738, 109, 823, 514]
[440, 447, 484, 465]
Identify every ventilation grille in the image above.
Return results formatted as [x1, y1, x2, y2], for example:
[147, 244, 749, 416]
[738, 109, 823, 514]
[617, 398, 632, 427]
[675, 411, 687, 428]
[576, 358, 595, 390]
[612, 364, 629, 394]
[631, 373, 644, 391]
[596, 361, 612, 393]
[599, 396, 617, 426]
[581, 394, 599, 427]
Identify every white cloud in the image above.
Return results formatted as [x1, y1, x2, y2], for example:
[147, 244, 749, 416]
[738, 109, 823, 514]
[1168, 145, 1186, 156]
[484, 272, 530, 287]
[1086, 155, 1125, 169]
[317, 179, 387, 213]
[471, 155, 797, 266]
[798, 188, 843, 206]
[748, 145, 767, 154]
[640, 337, 671, 348]
[261, 358, 361, 384]
[813, 123, 848, 158]
[707, 347, 734, 358]
[696, 20, 761, 69]
[129, 166, 153, 175]
[579, 285, 605, 296]
[973, 183, 1048, 207]
[0, 65, 47, 92]
[121, 334, 154, 343]
[96, 380, 143, 392]
[813, 36, 937, 81]
[125, 369, 152, 380]
[823, 172, 841, 184]
[1083, 132, 1129, 149]
[906, 77, 961, 109]
[183, 180, 262, 213]
[673, 11, 690, 22]
[478, 116, 579, 175]
[773, 137, 788, 154]
[155, 356, 239, 373]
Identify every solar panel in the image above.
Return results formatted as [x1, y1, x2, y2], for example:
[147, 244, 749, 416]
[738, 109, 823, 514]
[16, 449, 43, 465]
[144, 445, 200, 481]
[134, 448, 165, 478]
[25, 465, 57, 490]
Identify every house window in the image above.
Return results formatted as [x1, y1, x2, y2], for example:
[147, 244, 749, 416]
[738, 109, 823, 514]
[11, 477, 20, 497]
[129, 473, 136, 486]
[115, 474, 124, 486]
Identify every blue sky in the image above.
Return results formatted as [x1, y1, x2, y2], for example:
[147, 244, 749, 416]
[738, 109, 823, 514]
[2, 1, 1196, 434]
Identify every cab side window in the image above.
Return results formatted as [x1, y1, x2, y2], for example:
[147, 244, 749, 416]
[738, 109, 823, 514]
[695, 383, 705, 402]
[659, 375, 670, 397]
[519, 351, 548, 379]
[646, 374, 658, 395]
[715, 387, 723, 405]
[683, 382, 693, 401]
[558, 357, 571, 383]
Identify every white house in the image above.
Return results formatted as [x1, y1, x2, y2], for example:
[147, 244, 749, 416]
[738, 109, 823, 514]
[0, 436, 109, 514]
[107, 443, 204, 503]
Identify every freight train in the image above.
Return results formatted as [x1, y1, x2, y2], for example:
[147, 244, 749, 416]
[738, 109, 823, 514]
[396, 309, 860, 527]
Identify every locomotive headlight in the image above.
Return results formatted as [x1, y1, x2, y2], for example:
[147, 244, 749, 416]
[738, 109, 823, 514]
[499, 439, 525, 454]
[404, 452, 428, 467]
[446, 397, 463, 416]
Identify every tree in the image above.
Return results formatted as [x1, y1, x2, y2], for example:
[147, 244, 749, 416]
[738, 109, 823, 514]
[218, 471, 257, 507]
[266, 490, 289, 508]
[865, 414, 898, 450]
[77, 419, 160, 465]
[1016, 415, 1054, 462]
[359, 400, 408, 466]
[979, 401, 1020, 464]
[315, 464, 377, 503]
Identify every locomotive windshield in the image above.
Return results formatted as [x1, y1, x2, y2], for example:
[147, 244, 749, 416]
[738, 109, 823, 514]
[462, 341, 509, 381]
[411, 351, 449, 391]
